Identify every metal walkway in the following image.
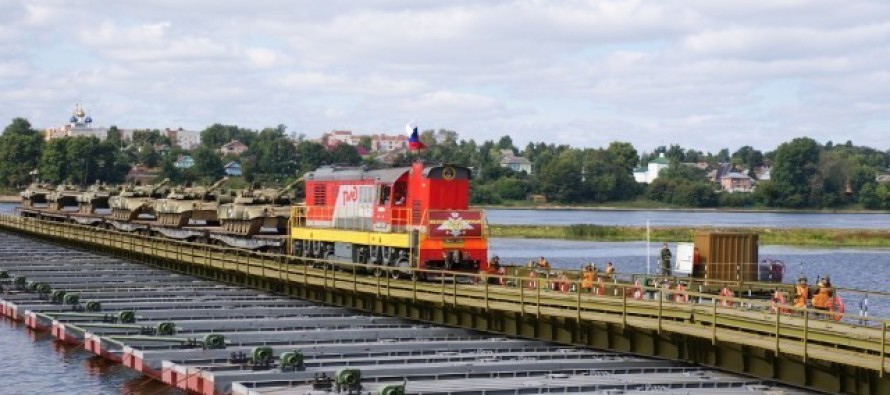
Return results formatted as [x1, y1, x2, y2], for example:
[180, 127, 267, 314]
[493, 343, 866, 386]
[1, 214, 887, 394]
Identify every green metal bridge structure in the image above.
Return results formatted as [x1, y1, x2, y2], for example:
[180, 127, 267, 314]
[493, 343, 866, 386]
[1, 214, 888, 394]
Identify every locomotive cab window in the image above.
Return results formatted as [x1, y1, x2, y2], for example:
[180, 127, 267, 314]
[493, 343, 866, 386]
[393, 182, 407, 206]
[378, 184, 392, 205]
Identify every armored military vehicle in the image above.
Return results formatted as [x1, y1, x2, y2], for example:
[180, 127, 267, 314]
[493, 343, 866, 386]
[20, 183, 53, 208]
[153, 177, 230, 227]
[109, 179, 170, 222]
[217, 178, 303, 236]
[76, 182, 115, 214]
[46, 183, 83, 211]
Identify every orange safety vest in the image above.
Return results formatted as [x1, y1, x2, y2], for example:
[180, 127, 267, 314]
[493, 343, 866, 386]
[793, 284, 808, 307]
[812, 286, 832, 308]
[581, 272, 594, 289]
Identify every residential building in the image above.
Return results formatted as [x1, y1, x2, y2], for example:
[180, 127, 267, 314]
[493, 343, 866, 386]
[220, 140, 249, 156]
[224, 161, 242, 176]
[165, 128, 201, 150]
[499, 150, 532, 174]
[370, 134, 407, 152]
[324, 130, 357, 146]
[633, 153, 671, 183]
[174, 155, 195, 169]
[720, 172, 754, 192]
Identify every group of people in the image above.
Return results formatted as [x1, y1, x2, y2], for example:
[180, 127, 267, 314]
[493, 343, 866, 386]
[487, 255, 617, 292]
[792, 275, 836, 316]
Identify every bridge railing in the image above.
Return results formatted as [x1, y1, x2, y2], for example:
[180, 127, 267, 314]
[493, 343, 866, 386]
[0, 213, 887, 376]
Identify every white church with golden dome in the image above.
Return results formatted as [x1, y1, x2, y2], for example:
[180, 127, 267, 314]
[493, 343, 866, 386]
[42, 104, 201, 149]
[43, 104, 106, 140]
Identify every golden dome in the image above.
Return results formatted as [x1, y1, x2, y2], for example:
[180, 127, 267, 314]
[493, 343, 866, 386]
[74, 104, 86, 118]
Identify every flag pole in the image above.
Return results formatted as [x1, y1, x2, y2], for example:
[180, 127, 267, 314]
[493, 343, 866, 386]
[646, 219, 651, 275]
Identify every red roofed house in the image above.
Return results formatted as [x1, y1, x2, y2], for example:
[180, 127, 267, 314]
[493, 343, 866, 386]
[220, 140, 248, 156]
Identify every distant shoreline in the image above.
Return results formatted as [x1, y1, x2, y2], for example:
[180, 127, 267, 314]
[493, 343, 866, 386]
[474, 204, 887, 215]
[491, 224, 890, 248]
[0, 196, 20, 203]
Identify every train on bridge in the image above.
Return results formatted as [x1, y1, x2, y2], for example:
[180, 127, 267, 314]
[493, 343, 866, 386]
[18, 162, 489, 278]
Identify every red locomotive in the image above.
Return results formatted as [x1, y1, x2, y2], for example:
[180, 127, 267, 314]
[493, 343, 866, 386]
[290, 162, 489, 277]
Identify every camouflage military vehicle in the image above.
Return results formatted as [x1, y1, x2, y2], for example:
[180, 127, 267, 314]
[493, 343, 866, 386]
[217, 178, 303, 236]
[46, 183, 83, 211]
[109, 179, 170, 222]
[20, 183, 54, 208]
[76, 182, 116, 214]
[153, 177, 230, 227]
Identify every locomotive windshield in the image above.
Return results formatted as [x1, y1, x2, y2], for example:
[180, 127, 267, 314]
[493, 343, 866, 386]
[425, 166, 471, 180]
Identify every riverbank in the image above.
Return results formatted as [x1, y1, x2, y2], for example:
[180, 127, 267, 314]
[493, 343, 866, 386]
[490, 224, 890, 248]
[476, 199, 885, 214]
[0, 196, 20, 203]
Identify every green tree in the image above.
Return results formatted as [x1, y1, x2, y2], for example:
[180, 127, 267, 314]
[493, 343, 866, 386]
[137, 143, 160, 167]
[769, 137, 821, 208]
[65, 136, 103, 185]
[537, 150, 584, 202]
[605, 141, 639, 172]
[496, 135, 514, 151]
[731, 145, 764, 169]
[329, 143, 362, 165]
[246, 126, 299, 181]
[105, 125, 122, 148]
[193, 146, 224, 179]
[199, 124, 256, 148]
[39, 138, 69, 183]
[491, 177, 530, 200]
[295, 141, 330, 172]
[0, 118, 44, 187]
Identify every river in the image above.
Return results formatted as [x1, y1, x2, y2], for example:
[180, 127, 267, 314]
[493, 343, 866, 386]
[0, 318, 181, 394]
[486, 208, 890, 228]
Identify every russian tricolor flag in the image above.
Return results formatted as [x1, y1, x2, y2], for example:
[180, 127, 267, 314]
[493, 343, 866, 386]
[406, 122, 426, 150]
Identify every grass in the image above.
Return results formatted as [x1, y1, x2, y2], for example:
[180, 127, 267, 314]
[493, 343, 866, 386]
[490, 224, 890, 248]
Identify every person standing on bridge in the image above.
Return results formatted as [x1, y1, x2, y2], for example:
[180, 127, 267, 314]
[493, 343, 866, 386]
[660, 243, 672, 277]
[604, 261, 616, 279]
[537, 256, 550, 271]
[581, 264, 594, 293]
[793, 277, 809, 311]
[812, 276, 834, 319]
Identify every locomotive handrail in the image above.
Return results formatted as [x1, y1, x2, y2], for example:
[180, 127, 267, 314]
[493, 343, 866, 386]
[0, 213, 888, 378]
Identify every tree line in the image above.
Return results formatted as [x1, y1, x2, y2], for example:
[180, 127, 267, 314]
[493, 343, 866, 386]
[2, 117, 889, 210]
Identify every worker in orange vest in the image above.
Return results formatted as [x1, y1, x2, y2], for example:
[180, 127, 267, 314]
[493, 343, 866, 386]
[581, 264, 594, 293]
[793, 277, 809, 309]
[811, 276, 834, 318]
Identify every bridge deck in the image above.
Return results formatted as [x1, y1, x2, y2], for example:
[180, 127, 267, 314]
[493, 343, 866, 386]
[1, 214, 888, 394]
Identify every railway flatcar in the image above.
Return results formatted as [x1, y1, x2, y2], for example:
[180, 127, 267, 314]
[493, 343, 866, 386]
[290, 162, 488, 278]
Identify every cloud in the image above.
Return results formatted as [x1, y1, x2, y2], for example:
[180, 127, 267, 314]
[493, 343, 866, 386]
[2, 0, 890, 153]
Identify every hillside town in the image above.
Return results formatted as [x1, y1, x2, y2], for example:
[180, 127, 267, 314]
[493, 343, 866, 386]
[2, 105, 889, 210]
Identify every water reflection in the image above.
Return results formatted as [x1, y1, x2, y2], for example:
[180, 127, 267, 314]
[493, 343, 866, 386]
[0, 317, 184, 394]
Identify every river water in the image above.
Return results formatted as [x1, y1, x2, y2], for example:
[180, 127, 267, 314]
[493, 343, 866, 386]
[1, 203, 888, 393]
[0, 318, 182, 394]
[486, 208, 890, 228]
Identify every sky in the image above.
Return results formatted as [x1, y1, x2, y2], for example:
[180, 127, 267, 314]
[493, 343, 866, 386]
[2, 0, 889, 153]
